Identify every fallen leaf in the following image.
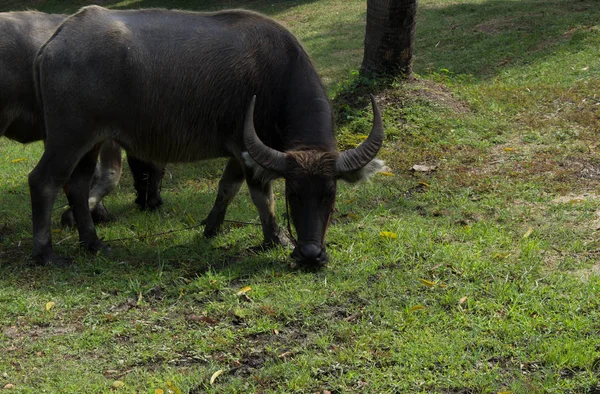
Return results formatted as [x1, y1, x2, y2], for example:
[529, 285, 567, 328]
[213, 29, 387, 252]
[410, 305, 426, 312]
[411, 164, 437, 172]
[155, 389, 165, 394]
[419, 181, 430, 187]
[112, 380, 125, 388]
[378, 171, 394, 176]
[419, 278, 436, 287]
[11, 158, 25, 163]
[379, 231, 398, 239]
[3, 384, 15, 389]
[166, 381, 182, 394]
[210, 370, 224, 385]
[523, 227, 533, 239]
[103, 370, 119, 377]
[45, 301, 55, 311]
[503, 147, 515, 152]
[186, 213, 196, 225]
[459, 296, 468, 305]
[278, 351, 294, 358]
[493, 253, 511, 259]
[236, 286, 252, 296]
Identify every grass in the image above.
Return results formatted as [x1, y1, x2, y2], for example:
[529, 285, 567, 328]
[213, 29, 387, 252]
[1, 0, 600, 392]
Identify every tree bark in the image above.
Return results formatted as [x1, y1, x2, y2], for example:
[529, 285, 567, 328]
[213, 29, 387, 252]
[361, 0, 418, 78]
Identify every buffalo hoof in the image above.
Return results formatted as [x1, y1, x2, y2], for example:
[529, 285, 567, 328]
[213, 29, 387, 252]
[135, 194, 163, 211]
[91, 202, 116, 224]
[33, 253, 74, 267]
[201, 216, 222, 238]
[266, 230, 294, 249]
[60, 208, 76, 228]
[61, 205, 115, 228]
[83, 239, 111, 256]
[202, 225, 218, 238]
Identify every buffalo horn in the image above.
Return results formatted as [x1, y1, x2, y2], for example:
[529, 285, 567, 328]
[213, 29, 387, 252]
[335, 94, 384, 174]
[243, 96, 287, 173]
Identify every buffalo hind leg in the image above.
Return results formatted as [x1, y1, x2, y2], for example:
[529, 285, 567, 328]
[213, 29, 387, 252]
[203, 158, 245, 237]
[61, 140, 122, 227]
[127, 154, 164, 211]
[64, 145, 110, 256]
[244, 173, 292, 249]
[29, 148, 84, 265]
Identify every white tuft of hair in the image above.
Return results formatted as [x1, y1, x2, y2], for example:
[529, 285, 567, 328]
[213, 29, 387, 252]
[339, 158, 386, 183]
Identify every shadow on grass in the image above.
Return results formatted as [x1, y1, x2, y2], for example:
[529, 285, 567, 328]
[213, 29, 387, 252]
[331, 0, 597, 125]
[0, 159, 292, 295]
[415, 0, 598, 77]
[0, 216, 291, 298]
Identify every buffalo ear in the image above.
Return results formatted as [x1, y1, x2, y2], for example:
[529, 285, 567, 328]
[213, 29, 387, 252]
[337, 158, 385, 183]
[242, 152, 284, 184]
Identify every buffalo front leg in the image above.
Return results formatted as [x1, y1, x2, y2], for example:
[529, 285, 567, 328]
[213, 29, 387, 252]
[203, 158, 245, 237]
[64, 145, 110, 256]
[245, 174, 292, 249]
[127, 154, 164, 211]
[89, 140, 123, 223]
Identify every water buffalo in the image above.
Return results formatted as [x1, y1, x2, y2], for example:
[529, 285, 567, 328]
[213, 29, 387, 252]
[31, 6, 385, 267]
[0, 11, 163, 227]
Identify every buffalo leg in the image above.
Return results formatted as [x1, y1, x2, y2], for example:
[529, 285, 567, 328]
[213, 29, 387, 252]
[127, 154, 164, 210]
[64, 145, 109, 254]
[89, 140, 123, 222]
[244, 173, 292, 249]
[203, 158, 245, 237]
[28, 147, 83, 265]
[61, 140, 122, 227]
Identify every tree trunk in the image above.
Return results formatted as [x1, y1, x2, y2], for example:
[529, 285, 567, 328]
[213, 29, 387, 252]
[361, 0, 418, 78]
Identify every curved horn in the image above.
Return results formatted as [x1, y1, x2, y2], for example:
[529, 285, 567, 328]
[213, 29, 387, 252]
[243, 95, 287, 174]
[335, 94, 384, 174]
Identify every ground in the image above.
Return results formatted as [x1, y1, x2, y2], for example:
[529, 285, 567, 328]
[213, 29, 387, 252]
[1, 0, 599, 392]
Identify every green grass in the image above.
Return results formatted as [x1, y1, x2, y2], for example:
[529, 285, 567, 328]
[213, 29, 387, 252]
[2, 0, 600, 392]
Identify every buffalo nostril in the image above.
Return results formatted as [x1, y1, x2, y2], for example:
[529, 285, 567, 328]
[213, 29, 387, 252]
[299, 244, 322, 260]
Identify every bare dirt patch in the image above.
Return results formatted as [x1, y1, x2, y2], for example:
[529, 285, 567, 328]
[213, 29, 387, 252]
[3, 324, 80, 341]
[474, 17, 516, 35]
[551, 193, 600, 205]
[572, 262, 600, 283]
[380, 79, 470, 115]
[334, 77, 470, 122]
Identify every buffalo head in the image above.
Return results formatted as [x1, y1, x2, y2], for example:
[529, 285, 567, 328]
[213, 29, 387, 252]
[242, 95, 384, 267]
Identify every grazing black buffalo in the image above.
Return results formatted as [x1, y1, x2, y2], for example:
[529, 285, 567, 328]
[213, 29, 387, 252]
[0, 11, 164, 226]
[31, 6, 385, 267]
